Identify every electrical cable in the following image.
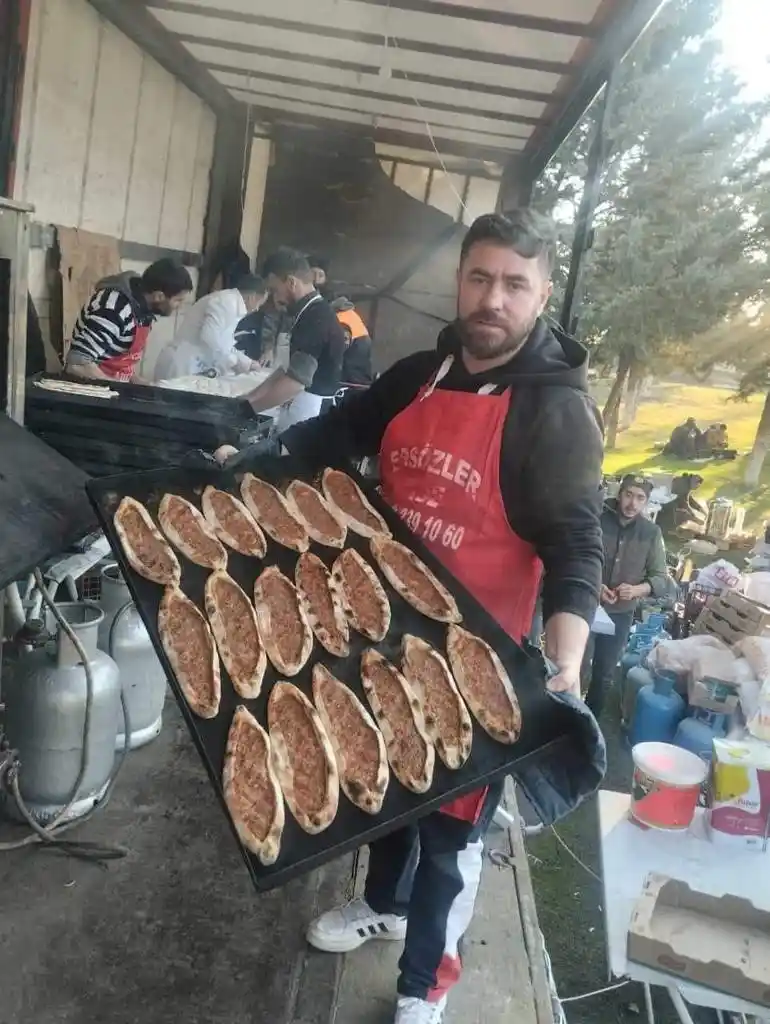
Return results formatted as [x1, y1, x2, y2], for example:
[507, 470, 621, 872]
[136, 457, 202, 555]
[520, 821, 636, 1008]
[0, 577, 131, 863]
[549, 824, 602, 884]
[381, 0, 470, 217]
[560, 980, 630, 1004]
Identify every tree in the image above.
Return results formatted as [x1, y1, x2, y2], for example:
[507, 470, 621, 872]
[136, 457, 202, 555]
[692, 305, 770, 483]
[534, 0, 770, 447]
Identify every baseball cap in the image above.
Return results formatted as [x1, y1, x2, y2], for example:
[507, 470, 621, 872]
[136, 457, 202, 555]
[620, 473, 653, 497]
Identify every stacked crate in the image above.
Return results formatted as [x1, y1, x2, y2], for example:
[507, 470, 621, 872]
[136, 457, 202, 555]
[693, 590, 770, 645]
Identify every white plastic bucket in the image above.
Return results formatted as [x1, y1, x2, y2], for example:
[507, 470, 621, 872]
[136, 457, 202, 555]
[630, 742, 708, 831]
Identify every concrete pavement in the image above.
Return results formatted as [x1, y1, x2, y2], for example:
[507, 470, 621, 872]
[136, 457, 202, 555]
[0, 702, 550, 1024]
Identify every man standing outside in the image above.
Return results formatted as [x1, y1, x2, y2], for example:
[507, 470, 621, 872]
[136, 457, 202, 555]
[153, 274, 267, 381]
[65, 258, 193, 382]
[585, 474, 672, 717]
[271, 210, 604, 1023]
[244, 248, 345, 432]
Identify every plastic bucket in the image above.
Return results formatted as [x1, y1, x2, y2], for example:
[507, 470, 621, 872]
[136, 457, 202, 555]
[630, 742, 708, 831]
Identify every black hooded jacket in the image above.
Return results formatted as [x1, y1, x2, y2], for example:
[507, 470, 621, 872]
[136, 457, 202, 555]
[282, 318, 604, 625]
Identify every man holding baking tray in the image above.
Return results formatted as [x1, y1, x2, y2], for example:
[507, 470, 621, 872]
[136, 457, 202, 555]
[218, 210, 605, 1023]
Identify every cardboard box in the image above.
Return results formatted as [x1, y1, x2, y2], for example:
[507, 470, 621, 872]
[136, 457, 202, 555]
[627, 873, 770, 1006]
[687, 675, 740, 714]
[709, 737, 770, 850]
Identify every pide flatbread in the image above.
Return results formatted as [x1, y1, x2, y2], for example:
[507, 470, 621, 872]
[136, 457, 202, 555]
[286, 480, 347, 549]
[223, 706, 284, 866]
[204, 570, 266, 700]
[321, 468, 391, 539]
[158, 587, 220, 719]
[158, 493, 228, 570]
[370, 536, 461, 624]
[446, 625, 522, 745]
[312, 664, 389, 814]
[268, 682, 339, 834]
[202, 485, 267, 559]
[253, 566, 313, 676]
[402, 634, 472, 770]
[360, 649, 434, 794]
[114, 496, 181, 586]
[240, 474, 309, 553]
[295, 552, 349, 658]
[331, 548, 391, 642]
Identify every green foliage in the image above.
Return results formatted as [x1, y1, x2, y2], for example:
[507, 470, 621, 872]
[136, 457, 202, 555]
[534, 0, 770, 382]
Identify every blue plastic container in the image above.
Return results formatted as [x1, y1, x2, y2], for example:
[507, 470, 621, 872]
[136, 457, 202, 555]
[641, 612, 667, 632]
[629, 669, 686, 747]
[673, 708, 729, 762]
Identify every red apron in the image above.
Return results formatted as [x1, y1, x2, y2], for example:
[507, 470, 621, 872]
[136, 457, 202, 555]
[379, 360, 542, 824]
[98, 323, 151, 382]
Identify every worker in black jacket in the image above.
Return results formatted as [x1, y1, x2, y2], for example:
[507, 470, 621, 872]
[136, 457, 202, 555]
[247, 211, 603, 1024]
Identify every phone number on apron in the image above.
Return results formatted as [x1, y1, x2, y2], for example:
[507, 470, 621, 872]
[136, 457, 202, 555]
[392, 505, 465, 551]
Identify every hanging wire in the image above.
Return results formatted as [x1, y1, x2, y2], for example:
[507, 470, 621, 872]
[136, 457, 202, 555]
[381, 0, 469, 217]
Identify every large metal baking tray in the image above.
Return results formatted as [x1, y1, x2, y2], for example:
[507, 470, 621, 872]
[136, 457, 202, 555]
[87, 458, 576, 892]
[0, 413, 97, 590]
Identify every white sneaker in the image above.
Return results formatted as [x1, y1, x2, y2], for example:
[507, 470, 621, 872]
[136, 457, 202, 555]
[394, 996, 447, 1023]
[306, 896, 407, 953]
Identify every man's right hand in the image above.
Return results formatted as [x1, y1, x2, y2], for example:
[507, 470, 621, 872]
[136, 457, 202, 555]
[600, 585, 617, 605]
[214, 445, 239, 465]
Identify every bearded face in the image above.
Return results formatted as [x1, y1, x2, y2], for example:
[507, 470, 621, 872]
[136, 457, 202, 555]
[456, 241, 552, 363]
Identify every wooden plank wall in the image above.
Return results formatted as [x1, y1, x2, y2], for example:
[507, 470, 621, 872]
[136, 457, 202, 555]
[11, 0, 218, 376]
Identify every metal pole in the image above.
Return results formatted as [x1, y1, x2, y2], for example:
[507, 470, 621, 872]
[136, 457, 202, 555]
[0, 198, 31, 424]
[8, 204, 30, 423]
[643, 983, 656, 1024]
[559, 68, 617, 337]
[667, 988, 697, 1024]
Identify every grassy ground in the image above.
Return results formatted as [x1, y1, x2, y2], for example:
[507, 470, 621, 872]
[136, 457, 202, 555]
[530, 381, 751, 1022]
[597, 382, 769, 527]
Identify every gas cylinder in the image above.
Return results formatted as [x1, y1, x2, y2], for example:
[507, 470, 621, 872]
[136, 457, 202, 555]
[2, 602, 121, 824]
[621, 659, 654, 726]
[674, 708, 729, 761]
[98, 563, 166, 750]
[620, 638, 655, 682]
[629, 669, 686, 747]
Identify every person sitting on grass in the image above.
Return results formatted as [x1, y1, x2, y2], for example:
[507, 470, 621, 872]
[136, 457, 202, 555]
[663, 417, 702, 459]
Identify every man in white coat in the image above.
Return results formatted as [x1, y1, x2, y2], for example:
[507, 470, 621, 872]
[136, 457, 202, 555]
[154, 275, 267, 381]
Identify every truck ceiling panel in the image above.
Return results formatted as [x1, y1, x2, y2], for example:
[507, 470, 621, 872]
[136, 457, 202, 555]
[149, 0, 586, 64]
[136, 0, 666, 171]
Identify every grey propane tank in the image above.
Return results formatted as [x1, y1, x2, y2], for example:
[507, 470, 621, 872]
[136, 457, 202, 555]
[98, 563, 167, 750]
[3, 602, 121, 824]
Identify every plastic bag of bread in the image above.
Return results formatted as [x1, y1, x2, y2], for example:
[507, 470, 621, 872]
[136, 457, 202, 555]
[733, 636, 770, 685]
[689, 645, 741, 685]
[647, 634, 730, 676]
[747, 694, 770, 742]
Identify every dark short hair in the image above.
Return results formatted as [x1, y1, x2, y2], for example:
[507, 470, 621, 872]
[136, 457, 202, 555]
[460, 210, 556, 274]
[141, 258, 193, 297]
[306, 253, 330, 274]
[235, 273, 266, 296]
[262, 247, 313, 282]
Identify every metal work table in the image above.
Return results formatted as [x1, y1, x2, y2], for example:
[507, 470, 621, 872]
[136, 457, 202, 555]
[598, 789, 769, 1024]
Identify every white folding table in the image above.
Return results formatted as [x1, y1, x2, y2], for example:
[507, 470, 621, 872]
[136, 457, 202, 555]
[597, 789, 770, 1024]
